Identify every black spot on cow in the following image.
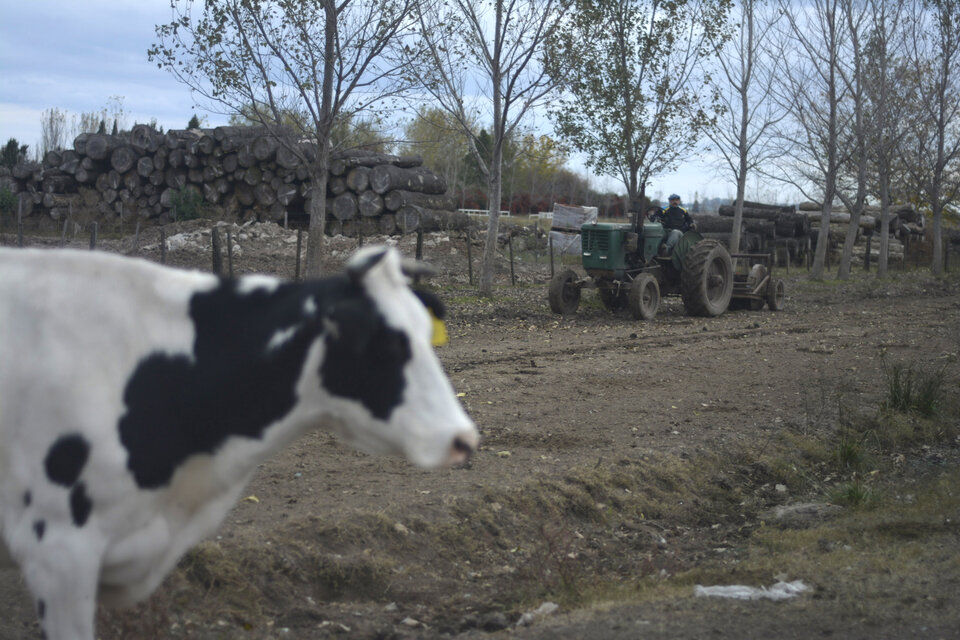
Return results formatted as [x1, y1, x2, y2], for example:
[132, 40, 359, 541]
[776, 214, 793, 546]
[320, 298, 411, 420]
[37, 599, 45, 619]
[23, 491, 31, 507]
[118, 275, 411, 489]
[69, 483, 92, 527]
[33, 520, 45, 541]
[44, 434, 90, 487]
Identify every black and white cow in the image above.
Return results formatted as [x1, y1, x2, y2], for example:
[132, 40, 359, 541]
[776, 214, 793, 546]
[0, 245, 477, 640]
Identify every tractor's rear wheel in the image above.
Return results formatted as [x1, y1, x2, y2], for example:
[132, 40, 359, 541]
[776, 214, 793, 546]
[680, 239, 734, 317]
[548, 269, 581, 315]
[628, 273, 660, 320]
[766, 278, 786, 311]
[598, 282, 626, 311]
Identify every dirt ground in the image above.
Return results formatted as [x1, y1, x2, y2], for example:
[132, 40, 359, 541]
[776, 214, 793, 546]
[2, 222, 959, 639]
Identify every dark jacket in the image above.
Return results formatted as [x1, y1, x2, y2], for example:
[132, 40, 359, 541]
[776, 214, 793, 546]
[653, 205, 693, 231]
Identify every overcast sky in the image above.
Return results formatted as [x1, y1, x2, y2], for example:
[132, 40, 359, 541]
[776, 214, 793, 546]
[0, 0, 741, 203]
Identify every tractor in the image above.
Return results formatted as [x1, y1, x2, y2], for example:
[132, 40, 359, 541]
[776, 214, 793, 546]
[548, 214, 785, 320]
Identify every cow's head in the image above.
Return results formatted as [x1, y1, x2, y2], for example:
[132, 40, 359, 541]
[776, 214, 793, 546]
[314, 246, 478, 468]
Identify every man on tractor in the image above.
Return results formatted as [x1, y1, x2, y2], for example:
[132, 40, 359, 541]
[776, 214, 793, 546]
[650, 194, 695, 256]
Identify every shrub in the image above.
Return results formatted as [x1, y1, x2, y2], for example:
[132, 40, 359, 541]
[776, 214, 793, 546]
[170, 186, 204, 221]
[882, 358, 946, 417]
[0, 186, 15, 220]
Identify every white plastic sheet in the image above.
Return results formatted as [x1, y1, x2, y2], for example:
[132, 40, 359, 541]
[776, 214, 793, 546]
[694, 580, 809, 601]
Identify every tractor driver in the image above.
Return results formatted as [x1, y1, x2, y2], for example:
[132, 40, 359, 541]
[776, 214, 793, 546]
[650, 194, 695, 256]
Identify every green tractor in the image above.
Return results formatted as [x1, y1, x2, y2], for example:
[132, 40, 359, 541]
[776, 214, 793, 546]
[548, 217, 785, 320]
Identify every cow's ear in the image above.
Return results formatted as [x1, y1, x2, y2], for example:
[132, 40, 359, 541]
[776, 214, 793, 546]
[346, 246, 391, 284]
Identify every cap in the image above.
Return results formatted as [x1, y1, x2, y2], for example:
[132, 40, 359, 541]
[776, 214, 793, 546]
[668, 194, 681, 201]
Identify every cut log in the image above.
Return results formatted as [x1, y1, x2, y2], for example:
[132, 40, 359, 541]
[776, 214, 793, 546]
[378, 214, 397, 235]
[328, 176, 347, 196]
[202, 164, 225, 182]
[252, 136, 278, 161]
[167, 148, 185, 168]
[73, 133, 90, 155]
[396, 205, 471, 232]
[243, 166, 262, 186]
[253, 183, 276, 206]
[202, 182, 221, 204]
[382, 189, 457, 212]
[43, 150, 63, 169]
[197, 135, 215, 155]
[345, 167, 370, 192]
[188, 168, 204, 184]
[718, 205, 791, 221]
[129, 125, 161, 153]
[357, 190, 384, 217]
[58, 151, 80, 175]
[237, 142, 257, 168]
[276, 183, 299, 206]
[331, 192, 358, 220]
[137, 156, 155, 178]
[691, 215, 743, 234]
[110, 145, 138, 174]
[85, 134, 122, 161]
[123, 171, 139, 192]
[222, 153, 239, 173]
[369, 165, 447, 195]
[329, 151, 423, 175]
[165, 169, 187, 190]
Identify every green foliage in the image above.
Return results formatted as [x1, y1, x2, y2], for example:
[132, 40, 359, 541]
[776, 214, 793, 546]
[545, 0, 731, 199]
[170, 187, 204, 221]
[1, 138, 27, 168]
[882, 358, 946, 417]
[0, 186, 15, 220]
[187, 114, 202, 129]
[829, 482, 880, 510]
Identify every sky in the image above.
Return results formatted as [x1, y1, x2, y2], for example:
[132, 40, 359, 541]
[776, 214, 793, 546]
[0, 0, 740, 205]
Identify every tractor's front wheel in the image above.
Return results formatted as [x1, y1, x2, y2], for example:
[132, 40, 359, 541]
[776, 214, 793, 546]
[628, 273, 660, 320]
[548, 269, 582, 315]
[680, 239, 734, 317]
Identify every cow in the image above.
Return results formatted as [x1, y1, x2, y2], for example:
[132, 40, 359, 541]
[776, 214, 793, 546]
[0, 245, 478, 640]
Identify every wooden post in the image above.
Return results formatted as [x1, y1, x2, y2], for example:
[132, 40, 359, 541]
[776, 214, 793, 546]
[944, 237, 949, 273]
[414, 227, 424, 285]
[284, 211, 288, 230]
[864, 234, 871, 271]
[532, 224, 538, 263]
[160, 228, 167, 264]
[60, 217, 68, 247]
[211, 226, 223, 275]
[358, 229, 364, 248]
[17, 198, 23, 247]
[508, 234, 516, 286]
[295, 229, 303, 280]
[89, 222, 98, 250]
[132, 219, 141, 255]
[466, 231, 473, 286]
[549, 233, 555, 278]
[226, 228, 234, 277]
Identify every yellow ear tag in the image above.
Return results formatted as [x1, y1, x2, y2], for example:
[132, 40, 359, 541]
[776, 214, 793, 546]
[430, 310, 448, 347]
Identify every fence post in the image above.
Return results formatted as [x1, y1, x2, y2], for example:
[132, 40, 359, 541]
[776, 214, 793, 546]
[508, 234, 516, 286]
[132, 218, 141, 255]
[89, 222, 97, 250]
[466, 231, 473, 286]
[414, 227, 424, 285]
[211, 226, 223, 275]
[226, 228, 234, 277]
[549, 233, 555, 278]
[295, 229, 303, 280]
[160, 228, 167, 264]
[17, 198, 23, 247]
[944, 237, 949, 273]
[864, 233, 872, 271]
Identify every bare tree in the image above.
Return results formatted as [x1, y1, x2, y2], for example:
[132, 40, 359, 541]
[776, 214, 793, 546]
[702, 0, 785, 253]
[901, 0, 960, 275]
[40, 108, 68, 156]
[150, 0, 419, 276]
[862, 0, 909, 278]
[410, 0, 571, 296]
[772, 0, 848, 280]
[833, 0, 871, 280]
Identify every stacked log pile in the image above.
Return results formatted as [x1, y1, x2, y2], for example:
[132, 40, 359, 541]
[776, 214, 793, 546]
[0, 125, 467, 236]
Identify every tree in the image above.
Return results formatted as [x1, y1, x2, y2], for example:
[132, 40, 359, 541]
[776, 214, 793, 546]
[401, 106, 475, 202]
[771, 0, 848, 280]
[901, 0, 960, 275]
[40, 108, 68, 156]
[187, 114, 202, 129]
[546, 0, 730, 209]
[702, 0, 785, 253]
[411, 0, 571, 296]
[151, 0, 420, 276]
[1, 138, 28, 168]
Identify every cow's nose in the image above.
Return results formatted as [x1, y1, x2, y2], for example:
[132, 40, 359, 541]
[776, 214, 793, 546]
[447, 429, 479, 466]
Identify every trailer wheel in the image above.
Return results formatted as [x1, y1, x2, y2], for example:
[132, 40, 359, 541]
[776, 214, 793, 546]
[549, 269, 581, 315]
[681, 239, 734, 317]
[766, 278, 786, 311]
[628, 273, 660, 320]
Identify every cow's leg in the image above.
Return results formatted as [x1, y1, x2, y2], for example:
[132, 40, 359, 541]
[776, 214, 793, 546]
[19, 534, 102, 640]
